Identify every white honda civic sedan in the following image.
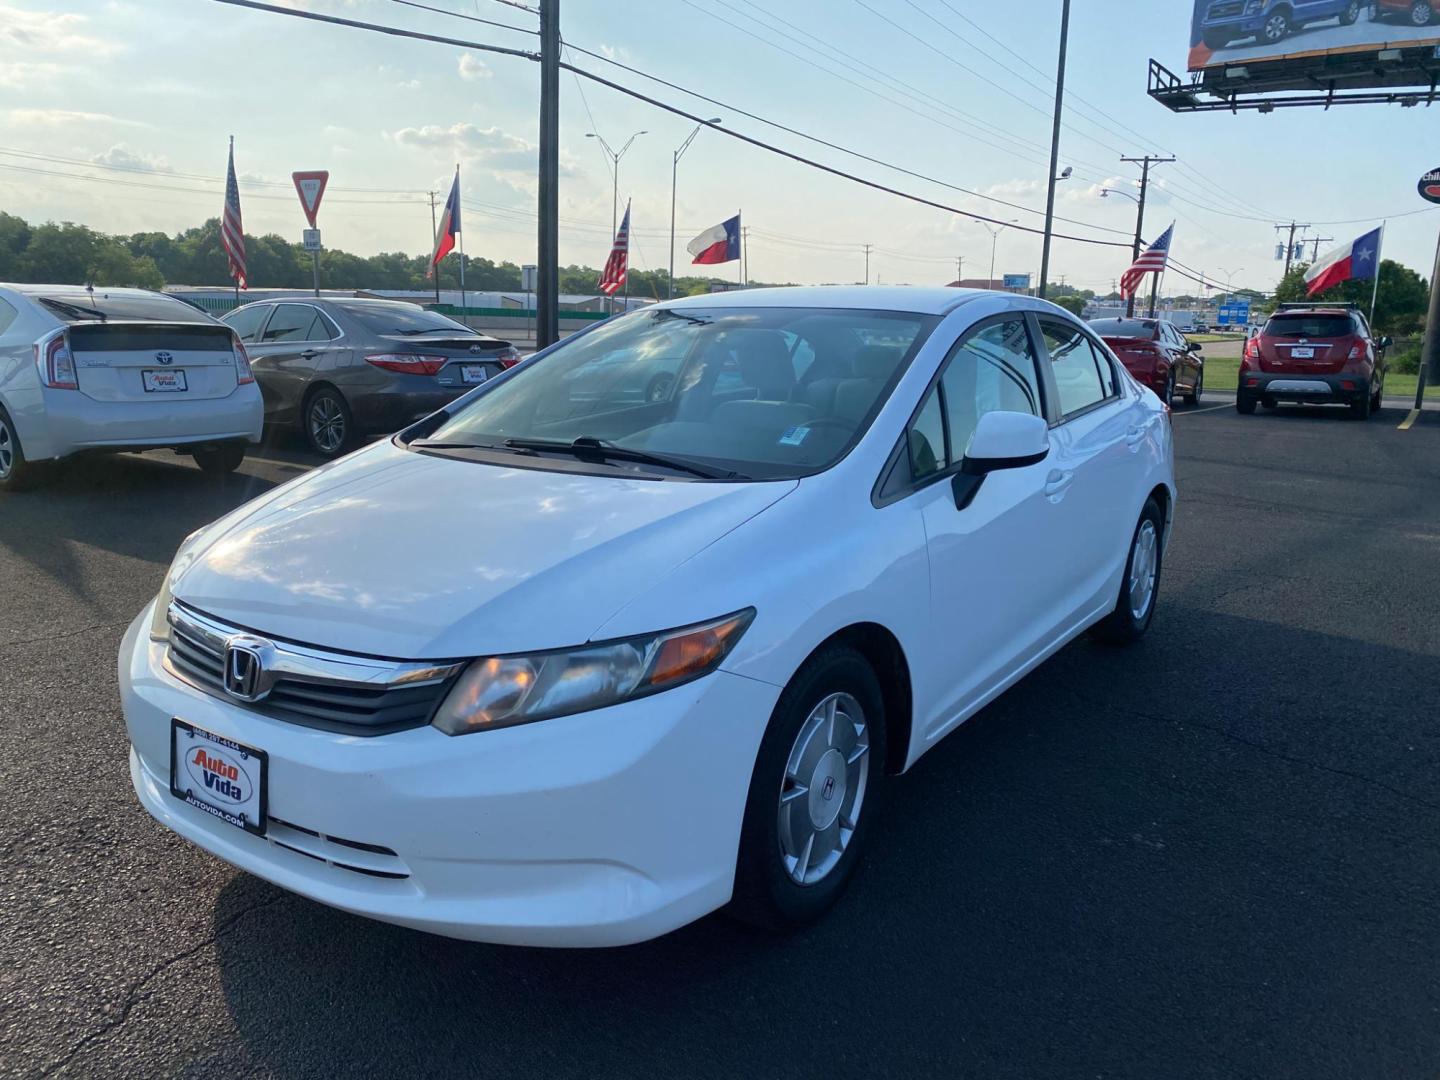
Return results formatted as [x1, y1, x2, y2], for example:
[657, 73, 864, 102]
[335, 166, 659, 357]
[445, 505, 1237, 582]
[120, 286, 1174, 946]
[0, 285, 263, 489]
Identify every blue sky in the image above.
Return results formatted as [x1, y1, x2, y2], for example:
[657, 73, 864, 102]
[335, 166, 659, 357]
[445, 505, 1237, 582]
[1, 0, 1436, 295]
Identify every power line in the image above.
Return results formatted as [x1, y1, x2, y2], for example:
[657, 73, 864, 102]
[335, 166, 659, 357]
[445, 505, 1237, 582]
[384, 0, 534, 35]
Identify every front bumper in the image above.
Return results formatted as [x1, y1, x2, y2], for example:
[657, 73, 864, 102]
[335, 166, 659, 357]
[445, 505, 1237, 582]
[32, 385, 264, 462]
[120, 605, 781, 947]
[1239, 373, 1368, 405]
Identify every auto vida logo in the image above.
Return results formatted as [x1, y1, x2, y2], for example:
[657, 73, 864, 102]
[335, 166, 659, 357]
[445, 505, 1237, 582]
[223, 635, 274, 702]
[155, 351, 174, 365]
[184, 745, 250, 804]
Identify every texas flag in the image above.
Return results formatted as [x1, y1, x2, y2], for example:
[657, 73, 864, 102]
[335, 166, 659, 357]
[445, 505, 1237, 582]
[427, 170, 461, 278]
[1304, 226, 1382, 297]
[688, 214, 741, 265]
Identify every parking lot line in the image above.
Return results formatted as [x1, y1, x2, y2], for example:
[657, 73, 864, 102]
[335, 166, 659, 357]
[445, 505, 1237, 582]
[1399, 408, 1422, 430]
[1172, 403, 1232, 416]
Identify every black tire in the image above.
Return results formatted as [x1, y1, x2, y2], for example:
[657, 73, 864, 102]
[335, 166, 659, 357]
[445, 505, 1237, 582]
[1351, 391, 1372, 420]
[1262, 10, 1291, 41]
[1411, 0, 1434, 25]
[192, 442, 247, 475]
[1236, 392, 1256, 415]
[1261, 396, 1278, 410]
[728, 644, 887, 931]
[1183, 367, 1203, 406]
[303, 386, 353, 458]
[1159, 369, 1175, 407]
[1340, 0, 1361, 24]
[0, 406, 39, 492]
[1370, 378, 1383, 412]
[1091, 497, 1165, 646]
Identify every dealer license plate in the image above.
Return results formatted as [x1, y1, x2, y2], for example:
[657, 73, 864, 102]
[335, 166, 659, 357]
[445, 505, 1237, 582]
[143, 369, 188, 393]
[170, 719, 268, 836]
[459, 364, 488, 385]
[1289, 347, 1314, 360]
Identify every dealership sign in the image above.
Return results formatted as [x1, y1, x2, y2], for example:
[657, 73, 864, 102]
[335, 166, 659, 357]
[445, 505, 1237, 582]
[1189, 4, 1440, 72]
[1420, 167, 1440, 206]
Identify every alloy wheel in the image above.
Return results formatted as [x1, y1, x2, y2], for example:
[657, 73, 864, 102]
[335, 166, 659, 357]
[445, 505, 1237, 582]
[309, 397, 346, 454]
[777, 692, 870, 886]
[1264, 13, 1289, 39]
[1128, 519, 1159, 621]
[1412, 0, 1433, 24]
[0, 420, 13, 479]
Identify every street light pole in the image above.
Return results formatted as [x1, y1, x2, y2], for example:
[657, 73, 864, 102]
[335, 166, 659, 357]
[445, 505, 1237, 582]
[669, 118, 720, 300]
[587, 129, 646, 313]
[1037, 0, 1071, 302]
[983, 220, 1018, 287]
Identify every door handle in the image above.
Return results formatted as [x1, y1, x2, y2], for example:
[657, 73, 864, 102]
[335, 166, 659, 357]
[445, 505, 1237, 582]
[1043, 469, 1073, 498]
[300, 349, 319, 359]
[1125, 424, 1146, 447]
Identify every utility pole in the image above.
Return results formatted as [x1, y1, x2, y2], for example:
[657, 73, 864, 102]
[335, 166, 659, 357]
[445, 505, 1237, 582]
[1119, 154, 1174, 317]
[428, 190, 440, 305]
[742, 226, 749, 285]
[1276, 222, 1312, 278]
[1307, 235, 1333, 262]
[1037, 0, 1071, 301]
[955, 256, 964, 283]
[863, 243, 872, 285]
[537, 0, 559, 348]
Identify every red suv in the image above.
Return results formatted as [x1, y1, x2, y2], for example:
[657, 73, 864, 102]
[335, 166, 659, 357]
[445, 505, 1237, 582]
[1237, 304, 1390, 418]
[1372, 0, 1435, 26]
[1090, 317, 1204, 406]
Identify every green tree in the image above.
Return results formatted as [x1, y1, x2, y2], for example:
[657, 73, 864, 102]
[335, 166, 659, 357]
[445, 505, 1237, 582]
[1269, 258, 1427, 335]
[15, 221, 163, 288]
[0, 212, 33, 279]
[1053, 294, 1086, 317]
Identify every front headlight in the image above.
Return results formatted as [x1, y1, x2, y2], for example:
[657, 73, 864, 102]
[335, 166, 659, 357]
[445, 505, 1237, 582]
[431, 609, 754, 735]
[148, 527, 208, 643]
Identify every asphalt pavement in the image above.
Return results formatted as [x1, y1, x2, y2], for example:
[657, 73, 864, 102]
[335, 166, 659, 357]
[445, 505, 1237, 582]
[4, 405, 1440, 1079]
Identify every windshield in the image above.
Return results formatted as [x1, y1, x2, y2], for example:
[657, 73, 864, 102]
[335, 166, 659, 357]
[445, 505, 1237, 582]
[422, 306, 937, 480]
[335, 301, 474, 336]
[1263, 314, 1354, 338]
[37, 291, 214, 324]
[1089, 318, 1157, 340]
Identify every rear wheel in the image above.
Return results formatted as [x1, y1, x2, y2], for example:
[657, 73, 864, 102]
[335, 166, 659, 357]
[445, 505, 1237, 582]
[729, 645, 886, 931]
[1236, 392, 1256, 415]
[1262, 10, 1291, 40]
[304, 387, 352, 458]
[1340, 0, 1361, 23]
[1411, 0, 1434, 25]
[0, 408, 39, 492]
[1351, 390, 1372, 420]
[192, 442, 246, 475]
[1091, 497, 1164, 645]
[1183, 367, 1203, 406]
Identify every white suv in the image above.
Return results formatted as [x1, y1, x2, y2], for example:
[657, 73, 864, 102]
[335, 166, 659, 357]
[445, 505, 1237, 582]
[0, 285, 263, 491]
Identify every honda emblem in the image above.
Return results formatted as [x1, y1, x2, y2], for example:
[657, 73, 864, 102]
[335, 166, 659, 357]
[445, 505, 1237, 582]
[222, 635, 274, 702]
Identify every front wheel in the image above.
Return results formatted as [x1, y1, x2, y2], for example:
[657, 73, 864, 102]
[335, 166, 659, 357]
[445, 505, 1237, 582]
[728, 645, 886, 931]
[1410, 0, 1434, 25]
[1262, 11, 1291, 41]
[192, 443, 246, 475]
[1091, 497, 1164, 645]
[1351, 391, 1372, 420]
[1370, 378, 1384, 412]
[1340, 0, 1361, 24]
[304, 387, 353, 458]
[0, 408, 39, 492]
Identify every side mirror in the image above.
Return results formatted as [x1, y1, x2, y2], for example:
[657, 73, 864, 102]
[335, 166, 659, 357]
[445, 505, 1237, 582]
[1380, 335, 1393, 350]
[951, 412, 1050, 510]
[1187, 341, 1203, 352]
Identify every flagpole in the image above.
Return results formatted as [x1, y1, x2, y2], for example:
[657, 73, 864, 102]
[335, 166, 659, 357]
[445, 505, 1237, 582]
[1369, 222, 1385, 327]
[454, 165, 467, 325]
[737, 209, 742, 286]
[622, 199, 631, 313]
[230, 136, 239, 309]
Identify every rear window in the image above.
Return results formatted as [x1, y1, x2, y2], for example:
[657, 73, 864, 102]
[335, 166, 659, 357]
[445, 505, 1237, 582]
[68, 323, 234, 352]
[35, 292, 215, 324]
[334, 302, 472, 336]
[1264, 315, 1354, 338]
[1088, 318, 1157, 340]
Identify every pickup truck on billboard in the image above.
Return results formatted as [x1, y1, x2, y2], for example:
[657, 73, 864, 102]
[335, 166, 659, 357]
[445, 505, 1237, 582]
[1190, 0, 1440, 70]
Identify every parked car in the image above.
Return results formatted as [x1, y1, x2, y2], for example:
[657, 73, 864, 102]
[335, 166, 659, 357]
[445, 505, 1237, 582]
[0, 284, 262, 491]
[1198, 0, 1362, 50]
[221, 297, 520, 457]
[1237, 304, 1389, 417]
[122, 286, 1175, 946]
[1090, 316, 1204, 407]
[1371, 0, 1435, 25]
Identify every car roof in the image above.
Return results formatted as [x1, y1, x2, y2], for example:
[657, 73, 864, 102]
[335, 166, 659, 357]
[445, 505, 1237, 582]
[650, 285, 1008, 317]
[1270, 307, 1352, 316]
[5, 283, 174, 299]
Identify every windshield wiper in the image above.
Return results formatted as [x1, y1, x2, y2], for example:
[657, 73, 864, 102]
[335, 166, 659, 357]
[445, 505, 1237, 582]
[411, 438, 536, 455]
[39, 297, 108, 321]
[504, 436, 745, 480]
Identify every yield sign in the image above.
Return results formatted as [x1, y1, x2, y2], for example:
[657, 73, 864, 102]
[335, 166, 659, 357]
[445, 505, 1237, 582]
[291, 171, 330, 227]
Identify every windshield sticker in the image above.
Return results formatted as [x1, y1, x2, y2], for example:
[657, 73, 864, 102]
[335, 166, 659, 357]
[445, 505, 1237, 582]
[778, 426, 810, 447]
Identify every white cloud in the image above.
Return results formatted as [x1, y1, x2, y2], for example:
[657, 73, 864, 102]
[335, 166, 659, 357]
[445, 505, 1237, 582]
[396, 79, 421, 90]
[458, 54, 491, 81]
[6, 108, 146, 128]
[0, 4, 117, 55]
[90, 144, 173, 173]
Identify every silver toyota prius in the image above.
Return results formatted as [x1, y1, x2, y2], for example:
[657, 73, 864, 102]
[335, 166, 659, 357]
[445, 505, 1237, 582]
[222, 297, 520, 457]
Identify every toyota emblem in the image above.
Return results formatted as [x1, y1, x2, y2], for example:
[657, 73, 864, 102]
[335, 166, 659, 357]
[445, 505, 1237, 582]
[469, 344, 485, 355]
[155, 351, 174, 365]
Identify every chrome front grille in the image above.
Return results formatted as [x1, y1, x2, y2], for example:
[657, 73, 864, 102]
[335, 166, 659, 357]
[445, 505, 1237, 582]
[164, 602, 465, 736]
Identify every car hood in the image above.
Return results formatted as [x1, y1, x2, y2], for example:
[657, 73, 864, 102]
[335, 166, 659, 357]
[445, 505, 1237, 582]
[173, 441, 796, 659]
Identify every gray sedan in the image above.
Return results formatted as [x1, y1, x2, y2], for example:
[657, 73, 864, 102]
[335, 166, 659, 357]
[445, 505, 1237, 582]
[221, 298, 520, 457]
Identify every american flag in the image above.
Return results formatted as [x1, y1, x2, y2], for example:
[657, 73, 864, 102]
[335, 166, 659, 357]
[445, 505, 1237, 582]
[221, 139, 246, 290]
[598, 202, 630, 296]
[1119, 223, 1174, 300]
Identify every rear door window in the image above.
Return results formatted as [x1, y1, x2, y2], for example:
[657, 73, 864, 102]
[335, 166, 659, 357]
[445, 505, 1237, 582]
[260, 304, 322, 343]
[223, 305, 270, 343]
[1039, 318, 1109, 418]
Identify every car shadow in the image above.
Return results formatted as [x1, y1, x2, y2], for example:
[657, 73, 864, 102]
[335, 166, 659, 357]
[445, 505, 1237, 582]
[208, 602, 1440, 1079]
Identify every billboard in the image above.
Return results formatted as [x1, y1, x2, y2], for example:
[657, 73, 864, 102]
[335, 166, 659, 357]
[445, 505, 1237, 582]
[1216, 300, 1252, 326]
[1188, 2, 1440, 72]
[1002, 273, 1031, 291]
